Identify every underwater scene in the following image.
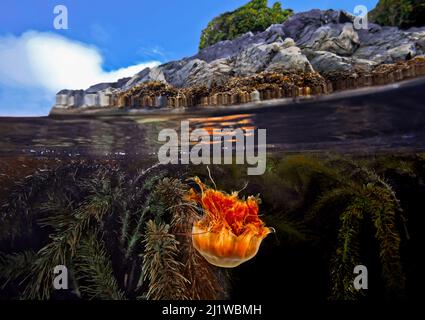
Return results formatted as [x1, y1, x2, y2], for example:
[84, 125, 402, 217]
[1, 78, 425, 302]
[1, 0, 425, 313]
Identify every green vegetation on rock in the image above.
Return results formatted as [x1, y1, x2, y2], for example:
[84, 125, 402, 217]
[370, 0, 425, 28]
[199, 0, 293, 50]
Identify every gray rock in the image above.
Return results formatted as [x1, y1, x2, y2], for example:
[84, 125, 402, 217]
[308, 51, 353, 73]
[353, 24, 418, 63]
[160, 59, 190, 86]
[233, 43, 281, 76]
[166, 59, 205, 87]
[68, 91, 85, 107]
[306, 50, 375, 73]
[387, 43, 417, 61]
[409, 29, 425, 54]
[282, 9, 354, 46]
[234, 41, 313, 76]
[52, 9, 425, 111]
[185, 59, 234, 87]
[250, 90, 260, 102]
[86, 77, 130, 93]
[124, 66, 166, 89]
[192, 10, 351, 63]
[83, 93, 99, 107]
[55, 95, 69, 108]
[195, 32, 259, 62]
[54, 90, 84, 108]
[98, 88, 114, 107]
[281, 37, 296, 49]
[266, 42, 314, 73]
[304, 23, 360, 56]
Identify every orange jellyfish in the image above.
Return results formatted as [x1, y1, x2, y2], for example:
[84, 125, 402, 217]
[187, 177, 271, 268]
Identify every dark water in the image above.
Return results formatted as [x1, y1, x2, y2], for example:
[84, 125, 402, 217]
[1, 77, 425, 159]
[1, 78, 425, 302]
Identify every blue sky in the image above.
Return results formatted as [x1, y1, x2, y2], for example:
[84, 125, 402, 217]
[0, 0, 378, 116]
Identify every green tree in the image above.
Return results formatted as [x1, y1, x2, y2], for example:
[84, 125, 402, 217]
[199, 0, 293, 50]
[370, 0, 425, 28]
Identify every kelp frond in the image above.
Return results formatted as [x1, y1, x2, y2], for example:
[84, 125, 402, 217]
[75, 231, 125, 300]
[157, 178, 225, 300]
[0, 251, 37, 289]
[23, 233, 70, 299]
[330, 200, 364, 300]
[142, 220, 189, 300]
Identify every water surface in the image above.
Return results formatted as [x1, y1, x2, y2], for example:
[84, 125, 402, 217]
[1, 78, 425, 159]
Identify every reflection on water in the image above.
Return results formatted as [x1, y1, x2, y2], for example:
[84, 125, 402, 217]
[188, 114, 254, 133]
[1, 78, 425, 159]
[187, 114, 256, 147]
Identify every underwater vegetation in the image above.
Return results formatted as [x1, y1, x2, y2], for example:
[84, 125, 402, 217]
[0, 153, 424, 301]
[0, 162, 225, 300]
[188, 153, 425, 301]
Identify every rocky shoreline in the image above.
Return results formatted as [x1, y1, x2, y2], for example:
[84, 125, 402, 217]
[51, 9, 425, 114]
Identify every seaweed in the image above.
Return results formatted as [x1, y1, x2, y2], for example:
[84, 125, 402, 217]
[0, 161, 225, 300]
[0, 154, 423, 300]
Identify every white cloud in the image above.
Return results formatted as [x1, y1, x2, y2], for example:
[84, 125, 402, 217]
[0, 31, 160, 93]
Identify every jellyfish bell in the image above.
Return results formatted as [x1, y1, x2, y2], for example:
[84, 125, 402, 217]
[188, 177, 271, 268]
[192, 223, 271, 268]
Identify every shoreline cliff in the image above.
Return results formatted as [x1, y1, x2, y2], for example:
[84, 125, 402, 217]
[51, 9, 425, 115]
